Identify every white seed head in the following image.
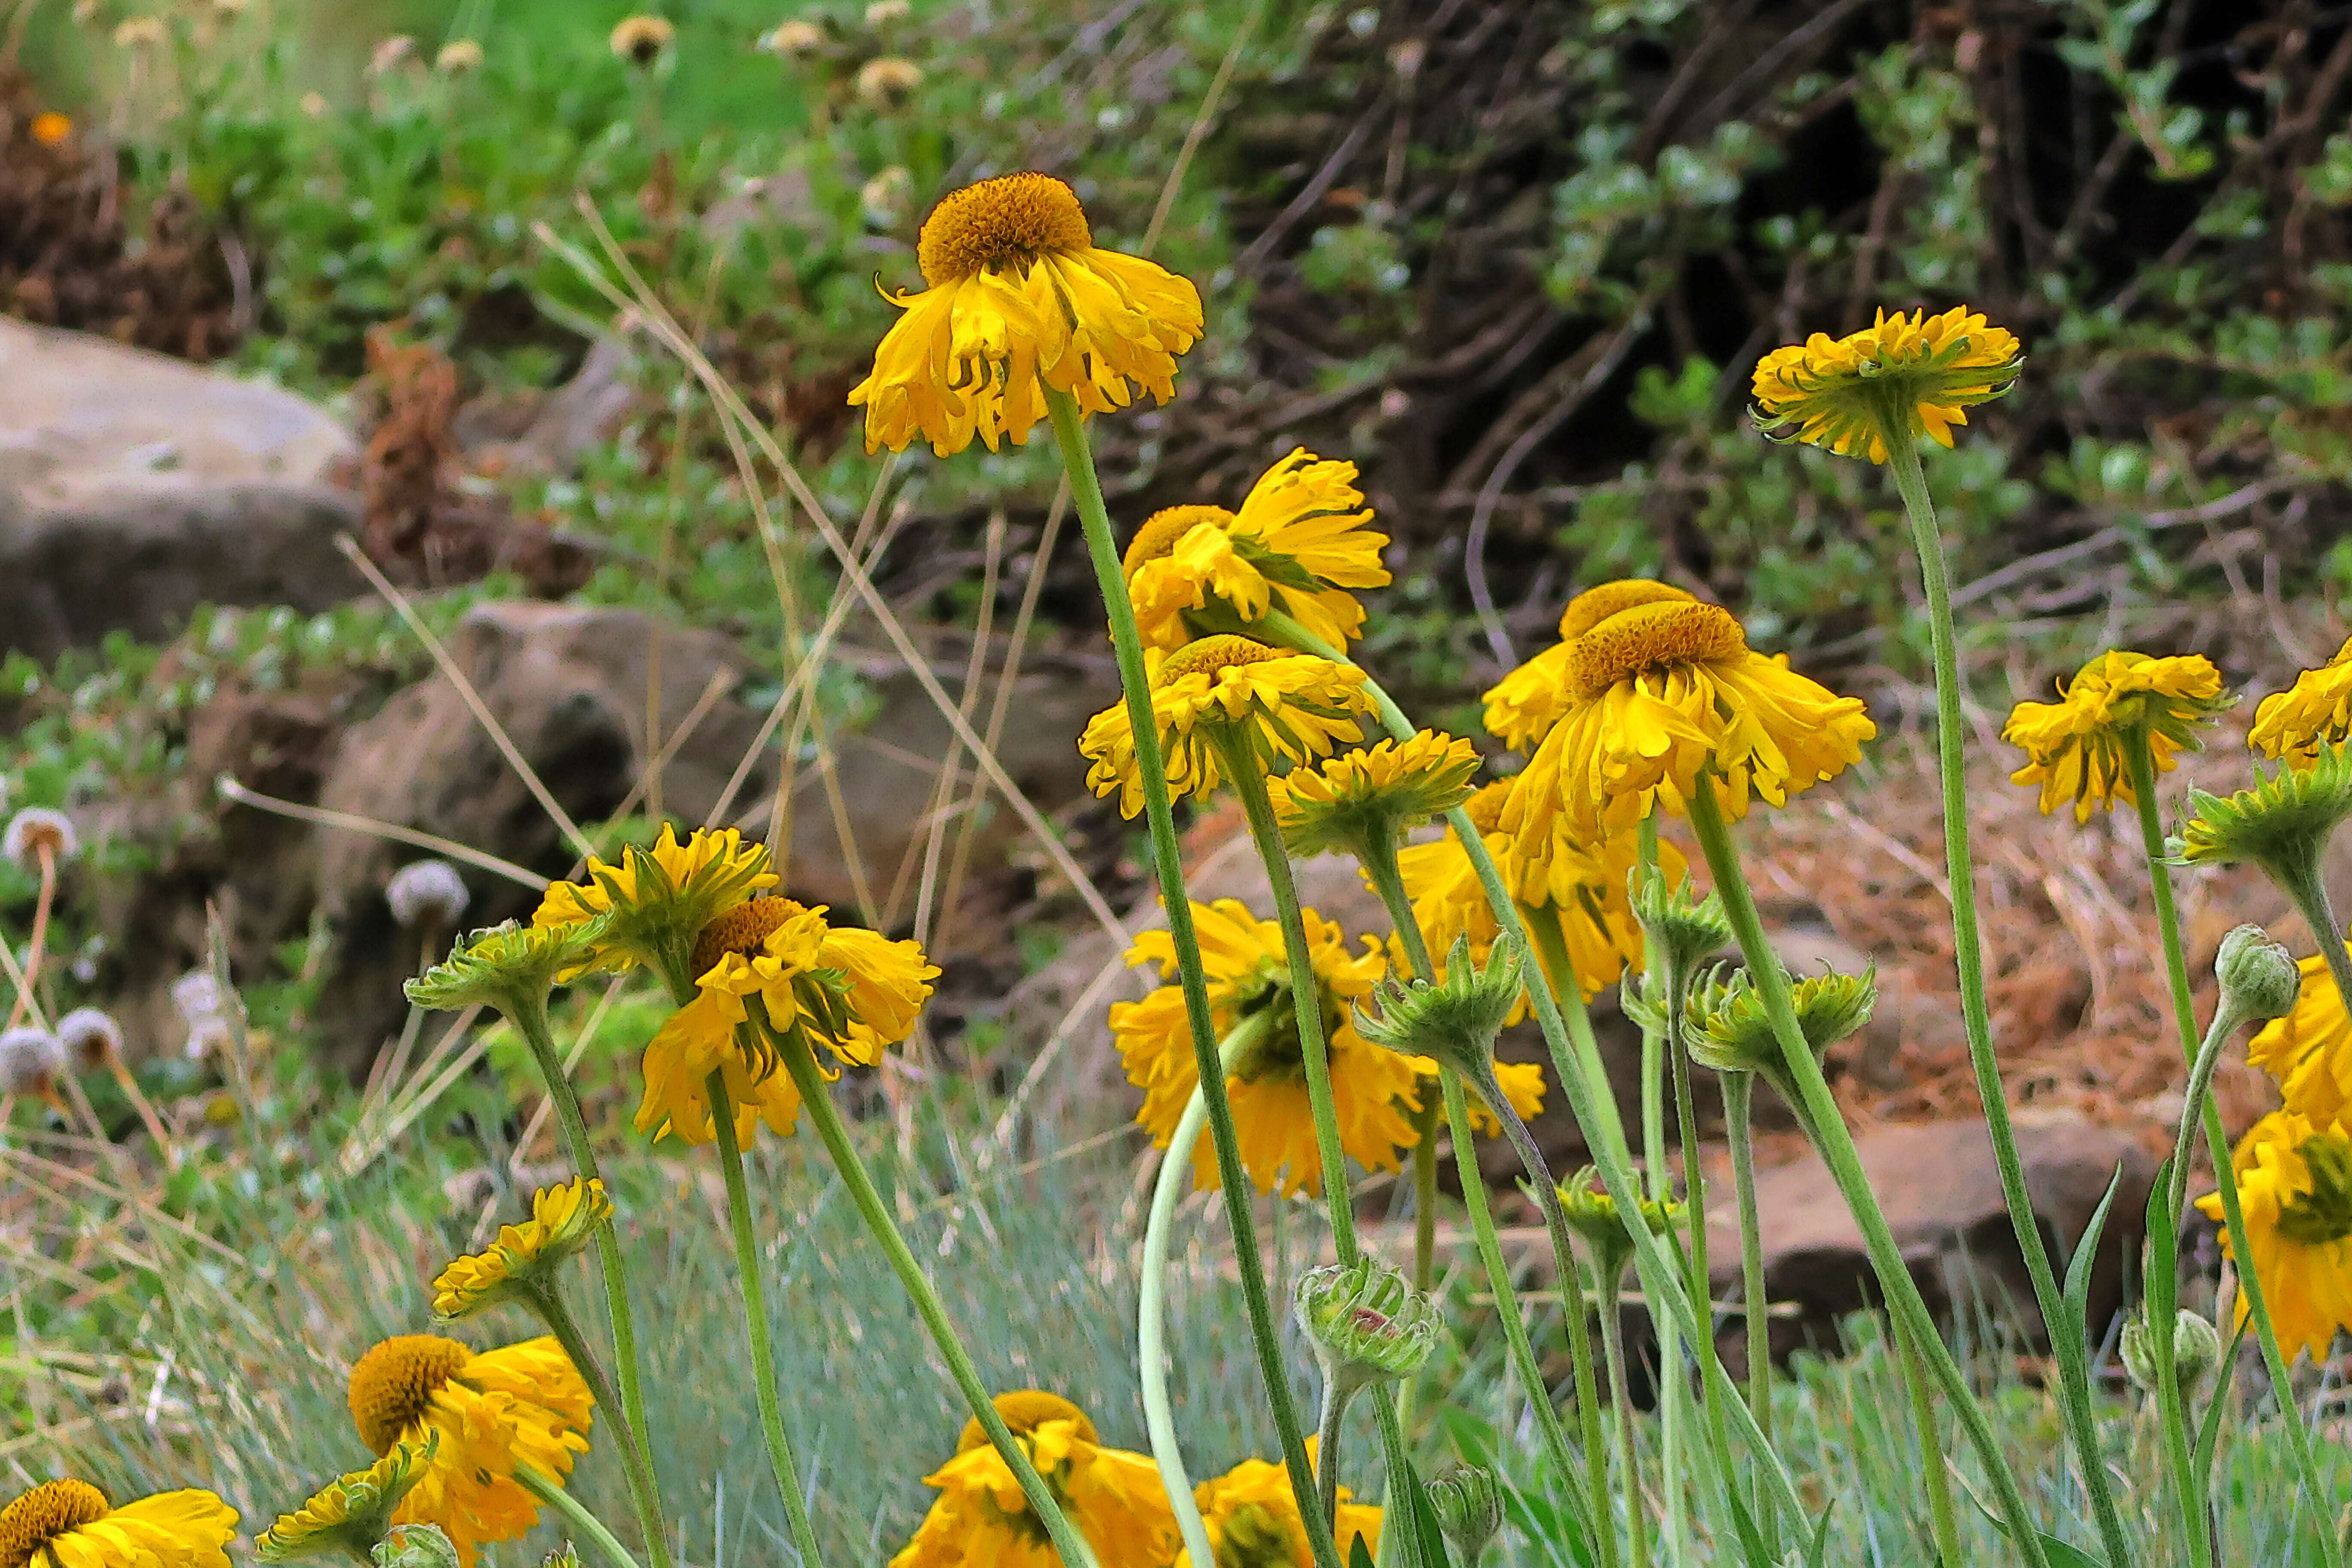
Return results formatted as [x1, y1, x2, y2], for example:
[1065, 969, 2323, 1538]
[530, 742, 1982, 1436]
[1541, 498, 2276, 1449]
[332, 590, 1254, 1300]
[171, 970, 227, 1023]
[4, 808, 78, 871]
[0, 1027, 67, 1094]
[184, 1013, 235, 1063]
[56, 1007, 123, 1070]
[387, 860, 472, 930]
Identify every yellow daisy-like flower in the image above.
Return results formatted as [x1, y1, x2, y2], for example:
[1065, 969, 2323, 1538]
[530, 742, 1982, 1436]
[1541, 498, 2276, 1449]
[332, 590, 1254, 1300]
[889, 1391, 1177, 1568]
[256, 1442, 433, 1563]
[345, 1334, 593, 1568]
[850, 172, 1204, 456]
[2196, 1109, 2352, 1362]
[1114, 897, 1418, 1197]
[2002, 650, 2233, 822]
[2250, 635, 2352, 766]
[0, 1481, 235, 1568]
[637, 896, 938, 1148]
[1484, 579, 1698, 753]
[432, 1178, 611, 1319]
[532, 824, 778, 991]
[1500, 598, 1874, 846]
[1078, 636, 1372, 820]
[1267, 730, 1480, 859]
[1398, 783, 1678, 1007]
[1749, 306, 2024, 463]
[1177, 1448, 1381, 1568]
[1123, 449, 1392, 653]
[2244, 945, 2352, 1125]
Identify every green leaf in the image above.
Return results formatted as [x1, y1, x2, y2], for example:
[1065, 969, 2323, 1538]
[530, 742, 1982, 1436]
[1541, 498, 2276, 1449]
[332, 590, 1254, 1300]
[1349, 1537, 1378, 1568]
[2064, 1164, 2128, 1336]
[2145, 1155, 2179, 1320]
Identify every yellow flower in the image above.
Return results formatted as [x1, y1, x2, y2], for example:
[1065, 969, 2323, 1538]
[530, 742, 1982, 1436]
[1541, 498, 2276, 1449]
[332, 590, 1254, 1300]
[2196, 1110, 2352, 1363]
[850, 172, 1204, 456]
[257, 1442, 433, 1563]
[2245, 945, 2352, 1124]
[2002, 650, 2233, 822]
[345, 1334, 592, 1568]
[0, 1481, 235, 1568]
[2251, 635, 2352, 766]
[1483, 579, 1697, 753]
[890, 1391, 1176, 1568]
[1178, 1448, 1381, 1568]
[608, 15, 673, 65]
[532, 824, 778, 989]
[1267, 730, 1480, 859]
[432, 1178, 611, 1318]
[1123, 449, 1392, 653]
[1080, 636, 1372, 819]
[1750, 306, 2024, 463]
[1398, 783, 1676, 1007]
[1500, 598, 1874, 846]
[1113, 897, 1419, 1197]
[1458, 1058, 1550, 1138]
[637, 897, 937, 1147]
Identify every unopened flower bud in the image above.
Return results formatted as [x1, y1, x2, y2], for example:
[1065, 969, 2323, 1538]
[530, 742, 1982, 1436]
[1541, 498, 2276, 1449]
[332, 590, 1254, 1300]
[2120, 1307, 2224, 1394]
[1627, 865, 1731, 980]
[2216, 924, 2299, 1023]
[1424, 1464, 1503, 1561]
[1354, 932, 1521, 1084]
[373, 1523, 460, 1568]
[1294, 1255, 1439, 1397]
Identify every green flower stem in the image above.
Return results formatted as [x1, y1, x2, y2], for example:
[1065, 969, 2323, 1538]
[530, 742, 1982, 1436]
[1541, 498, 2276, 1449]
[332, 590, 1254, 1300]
[706, 1075, 830, 1568]
[1876, 408, 2129, 1568]
[1262, 608, 1805, 1532]
[2123, 735, 2332, 1543]
[523, 1284, 670, 1568]
[507, 1000, 669, 1568]
[1045, 388, 1339, 1568]
[1357, 834, 1614, 1564]
[1893, 1308, 1966, 1568]
[1315, 1382, 1356, 1528]
[1662, 992, 1739, 1553]
[1435, 1067, 1606, 1564]
[518, 1463, 649, 1568]
[778, 1043, 1103, 1568]
[1687, 785, 2052, 1568]
[1409, 1103, 1439, 1294]
[1218, 734, 1361, 1264]
[1367, 1393, 1420, 1563]
[1719, 1073, 1773, 1536]
[1140, 1019, 1271, 1568]
[1592, 1256, 1649, 1568]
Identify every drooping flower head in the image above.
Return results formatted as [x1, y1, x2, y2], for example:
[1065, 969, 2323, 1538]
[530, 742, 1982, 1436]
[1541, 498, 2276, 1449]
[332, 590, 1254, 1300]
[1483, 579, 1697, 753]
[1267, 730, 1480, 861]
[1399, 781, 1679, 1005]
[1500, 597, 1874, 845]
[2196, 1110, 2352, 1362]
[636, 896, 937, 1148]
[2172, 744, 2352, 890]
[890, 1391, 1176, 1568]
[1750, 306, 2023, 463]
[405, 921, 609, 1025]
[850, 172, 1204, 456]
[1178, 1448, 1381, 1568]
[0, 1481, 236, 1568]
[1123, 449, 1392, 653]
[2250, 634, 2352, 767]
[1078, 637, 1371, 819]
[531, 825, 778, 998]
[257, 1441, 435, 1564]
[433, 1178, 612, 1319]
[345, 1334, 593, 1568]
[2244, 943, 2352, 1124]
[1113, 897, 1416, 1197]
[2002, 650, 2233, 822]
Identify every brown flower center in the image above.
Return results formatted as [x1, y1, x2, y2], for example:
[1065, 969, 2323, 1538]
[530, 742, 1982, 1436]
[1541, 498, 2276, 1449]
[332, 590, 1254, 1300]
[1565, 601, 1747, 700]
[1123, 505, 1233, 577]
[348, 1335, 473, 1454]
[690, 898, 804, 978]
[1556, 579, 1695, 642]
[956, 1390, 1097, 1453]
[916, 173, 1093, 287]
[1156, 634, 1285, 685]
[0, 1481, 108, 1568]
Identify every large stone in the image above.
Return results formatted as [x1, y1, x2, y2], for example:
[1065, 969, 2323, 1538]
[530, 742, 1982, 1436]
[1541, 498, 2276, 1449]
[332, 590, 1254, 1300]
[0, 318, 362, 657]
[1703, 1112, 2156, 1362]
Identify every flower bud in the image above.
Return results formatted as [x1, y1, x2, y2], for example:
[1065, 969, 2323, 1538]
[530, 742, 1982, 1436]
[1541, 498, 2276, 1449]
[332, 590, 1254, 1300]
[373, 1523, 459, 1568]
[2119, 1307, 2224, 1394]
[1293, 1256, 1439, 1397]
[1627, 865, 1731, 981]
[2216, 924, 2299, 1023]
[1354, 932, 1521, 1084]
[1424, 1464, 1503, 1561]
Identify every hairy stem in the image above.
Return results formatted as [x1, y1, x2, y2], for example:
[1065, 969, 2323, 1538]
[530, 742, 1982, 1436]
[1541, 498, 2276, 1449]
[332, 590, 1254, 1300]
[518, 1463, 647, 1568]
[1720, 1072, 1774, 1537]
